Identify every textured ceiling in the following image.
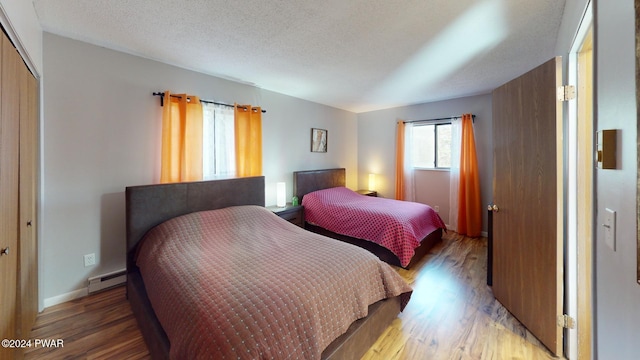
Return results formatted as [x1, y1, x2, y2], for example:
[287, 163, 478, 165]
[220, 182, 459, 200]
[33, 0, 566, 113]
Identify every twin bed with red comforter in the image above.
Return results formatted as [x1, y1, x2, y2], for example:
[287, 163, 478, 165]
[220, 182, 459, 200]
[126, 176, 413, 359]
[294, 168, 446, 268]
[302, 186, 445, 268]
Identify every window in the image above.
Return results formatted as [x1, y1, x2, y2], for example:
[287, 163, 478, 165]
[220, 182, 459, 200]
[202, 103, 236, 179]
[412, 123, 452, 169]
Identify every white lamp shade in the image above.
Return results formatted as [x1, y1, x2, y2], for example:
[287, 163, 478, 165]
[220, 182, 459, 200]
[368, 174, 376, 191]
[276, 182, 286, 207]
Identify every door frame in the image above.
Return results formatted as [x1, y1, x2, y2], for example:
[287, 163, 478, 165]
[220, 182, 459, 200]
[565, 1, 594, 359]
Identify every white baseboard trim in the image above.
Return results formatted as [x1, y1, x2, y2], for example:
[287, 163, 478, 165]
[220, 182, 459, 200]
[43, 268, 128, 309]
[88, 269, 127, 294]
[43, 288, 88, 309]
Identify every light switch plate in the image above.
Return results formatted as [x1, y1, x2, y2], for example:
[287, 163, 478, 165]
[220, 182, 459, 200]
[604, 208, 616, 251]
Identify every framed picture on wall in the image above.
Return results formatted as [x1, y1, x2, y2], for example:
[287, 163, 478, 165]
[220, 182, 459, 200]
[311, 128, 328, 153]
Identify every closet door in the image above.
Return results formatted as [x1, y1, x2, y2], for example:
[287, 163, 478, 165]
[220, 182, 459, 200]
[18, 57, 39, 339]
[0, 28, 39, 359]
[0, 29, 21, 357]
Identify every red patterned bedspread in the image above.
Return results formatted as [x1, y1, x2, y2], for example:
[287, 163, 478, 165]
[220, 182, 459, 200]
[302, 187, 446, 267]
[136, 205, 412, 359]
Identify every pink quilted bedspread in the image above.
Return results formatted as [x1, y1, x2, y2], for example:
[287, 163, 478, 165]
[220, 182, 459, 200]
[302, 187, 446, 267]
[136, 205, 412, 359]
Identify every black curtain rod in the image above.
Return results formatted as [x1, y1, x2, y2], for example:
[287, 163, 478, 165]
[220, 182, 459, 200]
[403, 114, 475, 124]
[152, 92, 266, 113]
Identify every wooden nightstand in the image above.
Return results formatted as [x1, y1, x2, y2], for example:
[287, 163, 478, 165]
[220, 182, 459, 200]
[267, 204, 305, 228]
[356, 189, 377, 197]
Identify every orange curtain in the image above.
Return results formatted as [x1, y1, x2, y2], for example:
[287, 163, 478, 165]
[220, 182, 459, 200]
[457, 113, 482, 237]
[160, 91, 203, 183]
[394, 121, 405, 200]
[234, 104, 262, 177]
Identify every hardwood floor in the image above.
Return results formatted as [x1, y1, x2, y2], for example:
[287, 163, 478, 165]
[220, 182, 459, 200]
[362, 232, 558, 360]
[23, 286, 149, 359]
[24, 232, 558, 359]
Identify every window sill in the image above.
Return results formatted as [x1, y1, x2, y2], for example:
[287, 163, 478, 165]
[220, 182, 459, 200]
[413, 168, 450, 172]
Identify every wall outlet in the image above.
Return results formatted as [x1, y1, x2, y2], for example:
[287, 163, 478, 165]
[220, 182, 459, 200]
[434, 205, 440, 213]
[84, 253, 96, 267]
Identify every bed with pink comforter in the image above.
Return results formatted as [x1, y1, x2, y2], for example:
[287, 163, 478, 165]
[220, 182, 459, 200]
[135, 205, 412, 359]
[302, 187, 446, 268]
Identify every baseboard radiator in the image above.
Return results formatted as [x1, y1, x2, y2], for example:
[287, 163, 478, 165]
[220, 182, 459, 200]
[88, 269, 127, 294]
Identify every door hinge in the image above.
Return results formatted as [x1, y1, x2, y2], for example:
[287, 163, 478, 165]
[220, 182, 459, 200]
[557, 314, 576, 329]
[557, 85, 576, 101]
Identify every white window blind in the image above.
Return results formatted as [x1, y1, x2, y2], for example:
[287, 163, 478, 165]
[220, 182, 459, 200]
[203, 103, 236, 179]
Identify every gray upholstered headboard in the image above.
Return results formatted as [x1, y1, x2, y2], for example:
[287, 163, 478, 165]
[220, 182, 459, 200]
[125, 176, 265, 273]
[293, 168, 346, 201]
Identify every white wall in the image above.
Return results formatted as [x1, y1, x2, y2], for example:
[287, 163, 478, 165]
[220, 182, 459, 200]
[593, 0, 640, 358]
[555, 0, 591, 56]
[414, 170, 451, 224]
[0, 0, 42, 75]
[356, 94, 493, 232]
[41, 33, 357, 303]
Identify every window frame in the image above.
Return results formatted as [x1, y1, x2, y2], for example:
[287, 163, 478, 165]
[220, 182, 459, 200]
[412, 121, 452, 170]
[202, 102, 236, 179]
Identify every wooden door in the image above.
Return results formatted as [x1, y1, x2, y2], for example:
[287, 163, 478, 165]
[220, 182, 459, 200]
[0, 29, 21, 358]
[491, 57, 563, 356]
[17, 56, 39, 339]
[0, 28, 39, 359]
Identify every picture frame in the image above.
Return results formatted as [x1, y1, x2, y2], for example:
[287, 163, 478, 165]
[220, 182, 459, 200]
[311, 128, 328, 153]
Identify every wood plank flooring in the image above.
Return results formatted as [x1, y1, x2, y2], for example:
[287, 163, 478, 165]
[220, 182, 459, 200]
[362, 232, 558, 360]
[24, 232, 558, 359]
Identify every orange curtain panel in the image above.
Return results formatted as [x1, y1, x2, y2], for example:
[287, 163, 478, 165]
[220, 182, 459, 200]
[160, 91, 204, 183]
[234, 104, 263, 177]
[457, 113, 482, 237]
[394, 121, 405, 200]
